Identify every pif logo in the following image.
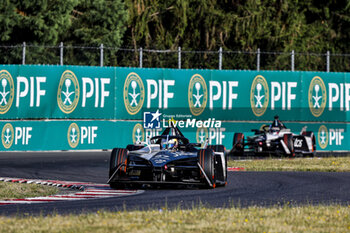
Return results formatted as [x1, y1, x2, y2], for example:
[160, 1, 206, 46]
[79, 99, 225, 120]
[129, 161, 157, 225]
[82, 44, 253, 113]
[308, 76, 327, 117]
[196, 127, 208, 146]
[57, 70, 80, 114]
[0, 70, 14, 114]
[188, 74, 208, 116]
[124, 73, 145, 115]
[67, 123, 80, 148]
[1, 123, 14, 149]
[318, 125, 328, 149]
[250, 75, 269, 117]
[132, 123, 144, 144]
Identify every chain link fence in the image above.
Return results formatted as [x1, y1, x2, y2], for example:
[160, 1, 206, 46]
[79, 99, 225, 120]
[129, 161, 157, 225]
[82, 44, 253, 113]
[0, 43, 349, 72]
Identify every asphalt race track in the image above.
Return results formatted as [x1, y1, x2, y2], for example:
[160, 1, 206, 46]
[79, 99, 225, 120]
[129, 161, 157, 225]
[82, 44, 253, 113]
[0, 151, 349, 216]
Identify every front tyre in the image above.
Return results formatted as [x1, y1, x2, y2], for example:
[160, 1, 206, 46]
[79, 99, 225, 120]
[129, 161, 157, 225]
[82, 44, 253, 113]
[283, 134, 295, 157]
[207, 145, 227, 186]
[302, 131, 316, 156]
[109, 148, 129, 178]
[198, 149, 216, 188]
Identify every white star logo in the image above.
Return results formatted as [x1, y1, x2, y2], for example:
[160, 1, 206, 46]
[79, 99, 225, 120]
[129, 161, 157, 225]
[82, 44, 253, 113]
[150, 109, 162, 123]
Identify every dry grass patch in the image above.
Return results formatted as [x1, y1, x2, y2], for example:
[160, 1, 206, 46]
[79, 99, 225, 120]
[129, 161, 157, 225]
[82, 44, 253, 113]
[0, 182, 59, 199]
[228, 156, 350, 172]
[0, 205, 349, 232]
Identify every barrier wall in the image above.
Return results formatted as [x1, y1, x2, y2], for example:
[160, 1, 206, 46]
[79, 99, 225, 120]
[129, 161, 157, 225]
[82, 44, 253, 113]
[0, 65, 349, 151]
[0, 120, 347, 151]
[0, 65, 116, 119]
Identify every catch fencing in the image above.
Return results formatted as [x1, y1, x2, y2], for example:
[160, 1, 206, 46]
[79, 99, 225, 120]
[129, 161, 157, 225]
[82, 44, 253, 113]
[1, 43, 350, 72]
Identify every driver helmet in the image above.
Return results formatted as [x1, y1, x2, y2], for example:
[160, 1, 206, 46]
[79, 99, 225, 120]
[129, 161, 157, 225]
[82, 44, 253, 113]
[161, 138, 167, 149]
[168, 138, 178, 149]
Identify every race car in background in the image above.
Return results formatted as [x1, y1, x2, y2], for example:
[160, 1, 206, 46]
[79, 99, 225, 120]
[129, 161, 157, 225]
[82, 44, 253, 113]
[108, 125, 227, 189]
[231, 125, 316, 157]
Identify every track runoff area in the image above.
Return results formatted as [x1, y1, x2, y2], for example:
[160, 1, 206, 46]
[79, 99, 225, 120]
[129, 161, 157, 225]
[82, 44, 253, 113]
[0, 150, 244, 206]
[0, 168, 244, 205]
[0, 151, 349, 211]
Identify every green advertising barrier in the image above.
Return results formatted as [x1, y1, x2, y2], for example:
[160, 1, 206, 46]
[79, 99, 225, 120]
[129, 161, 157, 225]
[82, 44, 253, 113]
[0, 65, 116, 119]
[0, 120, 348, 151]
[0, 65, 349, 151]
[117, 68, 350, 122]
[0, 65, 349, 122]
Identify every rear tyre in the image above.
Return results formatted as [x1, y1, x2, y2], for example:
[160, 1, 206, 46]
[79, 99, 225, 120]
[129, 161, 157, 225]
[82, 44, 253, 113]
[232, 133, 244, 155]
[283, 134, 294, 157]
[197, 149, 216, 188]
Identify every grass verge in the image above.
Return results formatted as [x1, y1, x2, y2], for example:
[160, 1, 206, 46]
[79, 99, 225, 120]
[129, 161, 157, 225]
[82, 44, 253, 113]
[228, 156, 350, 172]
[0, 182, 59, 199]
[0, 205, 349, 232]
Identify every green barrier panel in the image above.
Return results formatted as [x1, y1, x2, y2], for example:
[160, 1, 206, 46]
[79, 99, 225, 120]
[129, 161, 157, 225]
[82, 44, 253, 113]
[0, 120, 347, 151]
[0, 65, 116, 119]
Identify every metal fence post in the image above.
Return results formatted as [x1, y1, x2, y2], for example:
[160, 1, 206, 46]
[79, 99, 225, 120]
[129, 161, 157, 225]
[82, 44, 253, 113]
[257, 48, 260, 71]
[60, 42, 63, 65]
[219, 47, 222, 70]
[291, 50, 295, 71]
[178, 47, 181, 69]
[139, 47, 143, 68]
[22, 42, 26, 65]
[100, 44, 104, 67]
[327, 51, 330, 72]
